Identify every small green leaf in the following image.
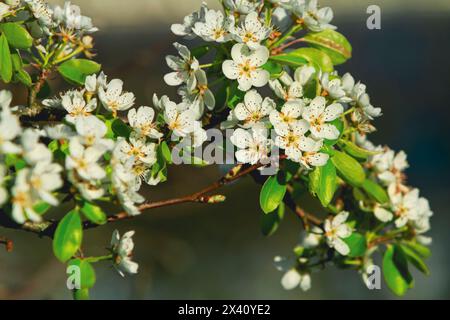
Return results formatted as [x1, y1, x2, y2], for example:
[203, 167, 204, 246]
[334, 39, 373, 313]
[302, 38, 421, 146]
[14, 69, 32, 87]
[261, 60, 283, 78]
[53, 210, 83, 263]
[191, 44, 211, 59]
[0, 23, 33, 49]
[68, 259, 97, 289]
[0, 34, 13, 83]
[401, 241, 431, 259]
[383, 245, 414, 296]
[81, 202, 107, 225]
[343, 233, 367, 258]
[159, 141, 172, 164]
[260, 172, 287, 214]
[309, 160, 337, 207]
[339, 140, 378, 160]
[269, 53, 308, 67]
[362, 179, 389, 204]
[111, 118, 131, 138]
[57, 59, 101, 85]
[33, 202, 51, 215]
[302, 29, 352, 65]
[261, 202, 285, 236]
[400, 244, 430, 275]
[332, 151, 366, 187]
[278, 47, 334, 73]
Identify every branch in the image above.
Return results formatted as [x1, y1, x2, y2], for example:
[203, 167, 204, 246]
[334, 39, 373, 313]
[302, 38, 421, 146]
[17, 68, 53, 118]
[0, 236, 13, 252]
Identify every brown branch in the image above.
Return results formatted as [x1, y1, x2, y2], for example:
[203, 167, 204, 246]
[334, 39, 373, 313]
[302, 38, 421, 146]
[17, 68, 53, 118]
[283, 191, 323, 229]
[271, 38, 305, 55]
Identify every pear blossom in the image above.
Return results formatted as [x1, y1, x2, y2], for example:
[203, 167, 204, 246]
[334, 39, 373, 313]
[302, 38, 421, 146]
[302, 96, 343, 140]
[300, 227, 324, 249]
[320, 73, 352, 103]
[178, 69, 215, 115]
[230, 124, 271, 165]
[294, 65, 316, 86]
[11, 169, 42, 224]
[99, 79, 135, 116]
[224, 0, 260, 14]
[114, 134, 157, 166]
[193, 9, 234, 43]
[232, 12, 271, 50]
[127, 106, 162, 139]
[371, 149, 408, 186]
[28, 162, 63, 206]
[60, 90, 97, 124]
[0, 91, 22, 154]
[162, 98, 197, 138]
[270, 101, 305, 131]
[389, 187, 421, 228]
[269, 72, 304, 103]
[75, 115, 114, 151]
[324, 211, 352, 256]
[298, 138, 329, 169]
[25, 0, 54, 29]
[21, 129, 53, 166]
[68, 170, 105, 201]
[222, 43, 270, 91]
[292, 0, 336, 32]
[0, 3, 10, 21]
[45, 124, 75, 140]
[181, 121, 208, 148]
[110, 230, 139, 277]
[66, 138, 106, 181]
[233, 90, 275, 128]
[274, 119, 311, 162]
[271, 4, 292, 32]
[85, 71, 107, 94]
[281, 269, 311, 291]
[164, 43, 199, 90]
[171, 3, 207, 39]
[52, 1, 98, 34]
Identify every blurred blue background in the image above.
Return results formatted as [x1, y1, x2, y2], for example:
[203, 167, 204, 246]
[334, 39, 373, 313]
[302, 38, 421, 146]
[0, 0, 449, 299]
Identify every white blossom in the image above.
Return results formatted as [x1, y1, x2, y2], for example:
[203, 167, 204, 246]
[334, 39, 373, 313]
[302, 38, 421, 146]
[233, 90, 275, 128]
[162, 98, 197, 138]
[389, 187, 421, 228]
[21, 129, 52, 166]
[171, 2, 207, 39]
[230, 124, 271, 165]
[224, 0, 260, 14]
[25, 0, 54, 29]
[75, 115, 114, 151]
[302, 96, 343, 140]
[371, 149, 408, 186]
[11, 169, 41, 224]
[232, 12, 271, 50]
[292, 0, 336, 32]
[222, 43, 270, 91]
[0, 3, 11, 21]
[28, 161, 63, 206]
[298, 138, 329, 169]
[110, 230, 139, 277]
[85, 71, 107, 94]
[45, 124, 75, 140]
[270, 101, 305, 132]
[127, 106, 162, 139]
[114, 134, 157, 166]
[269, 72, 304, 103]
[0, 165, 8, 206]
[181, 121, 208, 148]
[52, 1, 97, 34]
[274, 119, 311, 162]
[193, 9, 234, 43]
[320, 73, 352, 103]
[178, 69, 215, 115]
[66, 138, 106, 181]
[281, 269, 311, 291]
[164, 43, 199, 90]
[324, 211, 352, 256]
[294, 65, 316, 86]
[99, 79, 135, 116]
[0, 91, 22, 154]
[61, 90, 97, 124]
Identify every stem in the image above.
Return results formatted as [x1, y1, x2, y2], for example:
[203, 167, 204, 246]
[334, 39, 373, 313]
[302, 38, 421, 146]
[269, 24, 303, 49]
[271, 37, 305, 55]
[84, 255, 113, 263]
[0, 236, 13, 252]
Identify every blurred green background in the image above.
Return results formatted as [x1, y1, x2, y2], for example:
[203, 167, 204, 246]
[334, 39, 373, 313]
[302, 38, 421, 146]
[0, 0, 449, 299]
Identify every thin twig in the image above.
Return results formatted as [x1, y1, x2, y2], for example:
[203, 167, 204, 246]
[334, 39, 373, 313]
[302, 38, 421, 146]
[0, 236, 13, 252]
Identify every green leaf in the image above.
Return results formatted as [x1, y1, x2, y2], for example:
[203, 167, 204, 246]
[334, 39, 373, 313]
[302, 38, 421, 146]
[57, 59, 101, 85]
[302, 29, 352, 65]
[260, 172, 287, 214]
[0, 34, 13, 83]
[309, 160, 337, 207]
[331, 151, 366, 187]
[81, 202, 107, 225]
[0, 23, 33, 49]
[159, 141, 172, 164]
[14, 68, 32, 87]
[401, 241, 431, 259]
[269, 53, 308, 67]
[68, 259, 97, 289]
[53, 210, 83, 263]
[343, 233, 367, 258]
[191, 44, 211, 59]
[400, 244, 430, 275]
[111, 118, 131, 138]
[339, 140, 378, 160]
[73, 289, 90, 300]
[383, 245, 414, 296]
[362, 179, 389, 204]
[261, 202, 285, 236]
[261, 60, 283, 78]
[33, 202, 51, 215]
[279, 47, 334, 73]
